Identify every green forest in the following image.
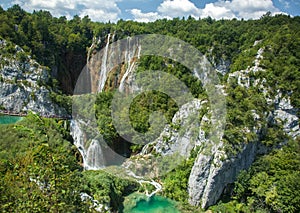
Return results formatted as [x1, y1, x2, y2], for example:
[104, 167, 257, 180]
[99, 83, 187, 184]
[0, 4, 300, 213]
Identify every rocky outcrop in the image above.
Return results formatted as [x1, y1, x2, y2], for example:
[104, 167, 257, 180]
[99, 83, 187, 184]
[0, 40, 67, 117]
[215, 58, 231, 75]
[145, 99, 207, 157]
[73, 35, 299, 209]
[188, 44, 299, 209]
[274, 94, 299, 138]
[188, 140, 268, 208]
[188, 98, 299, 209]
[228, 47, 264, 88]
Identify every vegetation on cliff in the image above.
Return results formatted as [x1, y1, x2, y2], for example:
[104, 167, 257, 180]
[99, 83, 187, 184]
[0, 4, 299, 212]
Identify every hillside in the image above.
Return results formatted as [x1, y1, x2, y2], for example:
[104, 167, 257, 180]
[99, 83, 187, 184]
[0, 5, 299, 213]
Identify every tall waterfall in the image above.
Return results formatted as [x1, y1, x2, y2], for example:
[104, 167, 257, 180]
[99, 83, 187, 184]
[71, 34, 142, 170]
[119, 37, 140, 92]
[98, 33, 111, 92]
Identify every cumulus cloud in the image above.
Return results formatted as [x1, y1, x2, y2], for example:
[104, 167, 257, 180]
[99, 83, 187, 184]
[157, 0, 200, 18]
[11, 0, 121, 22]
[6, 0, 285, 23]
[131, 0, 201, 21]
[131, 0, 283, 22]
[80, 8, 120, 23]
[220, 0, 281, 19]
[130, 9, 162, 23]
[200, 3, 236, 19]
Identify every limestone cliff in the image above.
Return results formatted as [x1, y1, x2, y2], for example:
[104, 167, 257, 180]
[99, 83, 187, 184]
[187, 45, 299, 209]
[0, 40, 67, 117]
[81, 34, 140, 94]
[72, 34, 299, 209]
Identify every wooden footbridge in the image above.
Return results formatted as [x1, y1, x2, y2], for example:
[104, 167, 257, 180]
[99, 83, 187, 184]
[0, 110, 72, 120]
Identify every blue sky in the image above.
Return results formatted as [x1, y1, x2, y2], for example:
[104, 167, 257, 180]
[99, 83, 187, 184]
[1, 0, 299, 22]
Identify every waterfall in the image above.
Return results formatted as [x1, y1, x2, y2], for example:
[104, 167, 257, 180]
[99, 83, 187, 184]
[71, 34, 142, 170]
[137, 44, 141, 59]
[119, 37, 139, 93]
[98, 33, 111, 92]
[70, 119, 87, 167]
[88, 34, 141, 93]
[70, 119, 105, 170]
[86, 139, 106, 170]
[119, 62, 136, 92]
[124, 166, 162, 197]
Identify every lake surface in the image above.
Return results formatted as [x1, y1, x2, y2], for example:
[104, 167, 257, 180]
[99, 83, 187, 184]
[0, 115, 23, 124]
[123, 194, 179, 213]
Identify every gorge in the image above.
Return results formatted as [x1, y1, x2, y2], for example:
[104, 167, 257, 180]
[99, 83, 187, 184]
[0, 7, 299, 212]
[70, 32, 299, 210]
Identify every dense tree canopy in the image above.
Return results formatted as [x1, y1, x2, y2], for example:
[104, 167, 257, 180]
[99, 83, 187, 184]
[0, 4, 299, 213]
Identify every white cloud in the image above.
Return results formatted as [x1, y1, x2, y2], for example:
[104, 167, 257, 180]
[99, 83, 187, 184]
[131, 0, 283, 22]
[11, 0, 121, 22]
[80, 8, 120, 23]
[200, 3, 236, 19]
[211, 0, 281, 19]
[130, 9, 162, 23]
[78, 0, 121, 22]
[157, 0, 200, 18]
[131, 0, 201, 22]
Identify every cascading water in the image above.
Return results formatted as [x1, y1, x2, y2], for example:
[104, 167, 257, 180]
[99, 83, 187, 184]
[71, 34, 142, 170]
[70, 119, 87, 167]
[86, 139, 106, 169]
[119, 37, 139, 93]
[98, 33, 111, 92]
[119, 62, 136, 92]
[70, 119, 106, 170]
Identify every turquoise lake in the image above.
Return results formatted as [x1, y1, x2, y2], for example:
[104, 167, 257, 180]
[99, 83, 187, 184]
[124, 194, 179, 213]
[0, 115, 23, 124]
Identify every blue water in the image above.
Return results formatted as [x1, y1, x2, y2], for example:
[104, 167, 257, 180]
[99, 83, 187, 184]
[0, 115, 23, 124]
[126, 195, 179, 213]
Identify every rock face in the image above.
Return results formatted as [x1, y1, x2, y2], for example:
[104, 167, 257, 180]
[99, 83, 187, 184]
[187, 44, 299, 209]
[188, 141, 267, 208]
[215, 58, 231, 75]
[71, 34, 141, 171]
[274, 95, 299, 139]
[148, 99, 207, 157]
[84, 34, 140, 94]
[188, 100, 299, 209]
[72, 35, 299, 209]
[0, 40, 67, 117]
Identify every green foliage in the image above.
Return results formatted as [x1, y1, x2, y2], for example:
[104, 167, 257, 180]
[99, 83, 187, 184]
[214, 139, 300, 213]
[50, 92, 72, 114]
[0, 113, 89, 212]
[82, 170, 139, 212]
[94, 91, 117, 145]
[161, 147, 200, 203]
[94, 89, 179, 153]
[1, 6, 300, 213]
